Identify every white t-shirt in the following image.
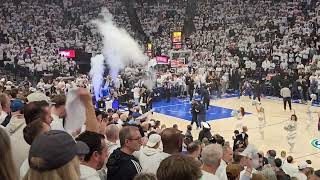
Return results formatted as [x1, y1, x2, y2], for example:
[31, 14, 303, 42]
[35, 64, 43, 71]
[201, 170, 220, 180]
[80, 164, 101, 180]
[294, 172, 307, 180]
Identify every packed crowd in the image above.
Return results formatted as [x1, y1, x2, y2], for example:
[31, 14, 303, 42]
[0, 0, 138, 78]
[0, 76, 320, 180]
[1, 0, 320, 179]
[136, 0, 186, 55]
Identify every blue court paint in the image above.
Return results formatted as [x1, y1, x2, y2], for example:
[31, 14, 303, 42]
[153, 97, 251, 121]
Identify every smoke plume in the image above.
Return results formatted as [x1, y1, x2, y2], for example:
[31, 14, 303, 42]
[92, 8, 147, 80]
[89, 54, 105, 100]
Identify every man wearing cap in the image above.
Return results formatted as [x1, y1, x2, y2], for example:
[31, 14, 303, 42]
[138, 133, 163, 174]
[25, 130, 88, 179]
[294, 161, 310, 180]
[76, 131, 108, 180]
[6, 99, 25, 135]
[238, 150, 257, 178]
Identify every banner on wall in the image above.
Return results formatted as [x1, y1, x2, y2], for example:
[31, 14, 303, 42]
[156, 56, 169, 65]
[59, 50, 76, 58]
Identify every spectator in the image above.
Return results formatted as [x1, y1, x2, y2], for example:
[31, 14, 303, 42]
[76, 131, 108, 180]
[266, 150, 277, 167]
[0, 127, 18, 180]
[282, 156, 299, 177]
[107, 126, 143, 180]
[309, 170, 320, 180]
[11, 100, 51, 171]
[23, 130, 83, 180]
[185, 124, 193, 141]
[226, 164, 241, 180]
[138, 133, 162, 174]
[274, 158, 290, 180]
[261, 166, 277, 180]
[198, 122, 212, 141]
[0, 93, 11, 126]
[161, 127, 183, 154]
[105, 124, 120, 157]
[295, 161, 311, 180]
[251, 173, 267, 180]
[5, 99, 24, 135]
[20, 119, 51, 178]
[156, 154, 202, 180]
[50, 95, 66, 131]
[216, 145, 234, 180]
[200, 144, 223, 179]
[186, 140, 202, 160]
[134, 173, 158, 180]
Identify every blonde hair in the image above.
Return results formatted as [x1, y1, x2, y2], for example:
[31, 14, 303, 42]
[0, 128, 18, 180]
[252, 173, 267, 180]
[23, 157, 80, 180]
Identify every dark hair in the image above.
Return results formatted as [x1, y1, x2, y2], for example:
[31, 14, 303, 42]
[95, 110, 103, 117]
[23, 119, 46, 145]
[155, 120, 160, 127]
[291, 114, 298, 121]
[240, 107, 245, 116]
[268, 150, 276, 157]
[187, 141, 201, 154]
[187, 125, 192, 131]
[306, 160, 312, 164]
[134, 173, 158, 180]
[75, 131, 105, 162]
[148, 131, 157, 138]
[10, 88, 18, 98]
[24, 101, 49, 124]
[287, 156, 293, 163]
[274, 158, 282, 168]
[51, 95, 66, 108]
[157, 154, 202, 180]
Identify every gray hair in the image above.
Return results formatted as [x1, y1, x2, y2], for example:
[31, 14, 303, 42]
[119, 126, 138, 147]
[261, 167, 277, 180]
[105, 124, 119, 141]
[201, 144, 223, 166]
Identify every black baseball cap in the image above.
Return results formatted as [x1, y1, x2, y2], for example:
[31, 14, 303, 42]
[29, 130, 88, 171]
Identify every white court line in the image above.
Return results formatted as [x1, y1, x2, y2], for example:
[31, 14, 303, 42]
[153, 102, 190, 109]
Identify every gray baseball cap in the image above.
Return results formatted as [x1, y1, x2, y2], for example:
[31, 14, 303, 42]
[29, 130, 89, 171]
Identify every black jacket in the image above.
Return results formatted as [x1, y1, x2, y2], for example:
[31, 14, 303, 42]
[107, 148, 142, 180]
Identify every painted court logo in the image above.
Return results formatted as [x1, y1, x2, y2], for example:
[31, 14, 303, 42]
[311, 139, 320, 149]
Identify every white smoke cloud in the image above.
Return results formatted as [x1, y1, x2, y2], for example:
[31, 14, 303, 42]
[89, 54, 105, 100]
[92, 8, 148, 80]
